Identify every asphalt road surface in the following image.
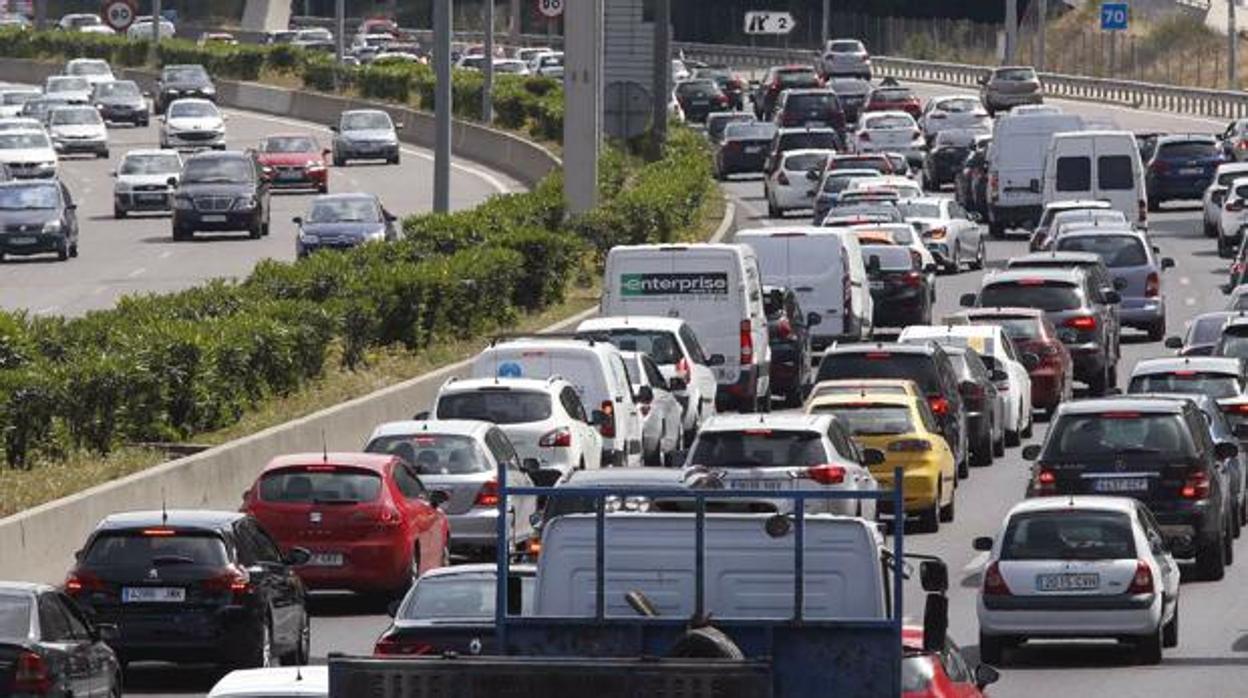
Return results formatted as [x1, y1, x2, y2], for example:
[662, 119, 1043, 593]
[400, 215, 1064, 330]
[0, 100, 520, 316]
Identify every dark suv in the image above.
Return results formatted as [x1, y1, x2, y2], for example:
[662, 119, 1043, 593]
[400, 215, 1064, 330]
[1023, 397, 1238, 580]
[763, 286, 818, 407]
[816, 342, 969, 477]
[171, 151, 270, 241]
[65, 510, 312, 667]
[154, 64, 216, 115]
[963, 267, 1121, 395]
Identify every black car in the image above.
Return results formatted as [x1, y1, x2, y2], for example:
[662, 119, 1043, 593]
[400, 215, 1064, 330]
[862, 244, 934, 328]
[0, 180, 79, 262]
[172, 151, 271, 241]
[773, 89, 846, 134]
[825, 77, 871, 124]
[674, 79, 729, 124]
[692, 65, 747, 111]
[944, 346, 1001, 469]
[155, 64, 216, 115]
[705, 111, 754, 145]
[65, 510, 312, 668]
[0, 582, 122, 698]
[763, 286, 818, 407]
[753, 65, 822, 121]
[955, 138, 991, 215]
[713, 121, 776, 179]
[1023, 397, 1238, 580]
[817, 342, 969, 476]
[923, 129, 977, 191]
[91, 79, 149, 127]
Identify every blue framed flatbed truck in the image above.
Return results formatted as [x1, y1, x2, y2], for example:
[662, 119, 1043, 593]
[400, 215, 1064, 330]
[327, 466, 951, 698]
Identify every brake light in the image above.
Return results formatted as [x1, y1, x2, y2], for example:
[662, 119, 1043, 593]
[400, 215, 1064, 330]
[776, 317, 793, 340]
[777, 170, 790, 186]
[1034, 468, 1057, 495]
[526, 535, 542, 558]
[676, 357, 691, 383]
[859, 131, 871, 141]
[1222, 402, 1248, 414]
[739, 320, 753, 365]
[141, 528, 177, 536]
[803, 464, 846, 484]
[888, 438, 931, 452]
[1150, 160, 1169, 174]
[1127, 560, 1154, 594]
[539, 427, 572, 447]
[470, 479, 499, 507]
[927, 227, 947, 240]
[1228, 199, 1245, 212]
[13, 651, 52, 694]
[928, 396, 950, 416]
[203, 567, 252, 601]
[374, 636, 434, 656]
[1181, 469, 1211, 499]
[982, 561, 1012, 596]
[1064, 315, 1097, 331]
[64, 571, 106, 596]
[902, 270, 922, 287]
[1145, 272, 1160, 298]
[599, 400, 616, 438]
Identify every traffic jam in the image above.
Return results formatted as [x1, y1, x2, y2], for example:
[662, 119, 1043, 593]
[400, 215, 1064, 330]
[2, 13, 1248, 698]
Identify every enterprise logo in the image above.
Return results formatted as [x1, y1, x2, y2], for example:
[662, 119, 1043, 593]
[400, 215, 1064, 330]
[620, 272, 728, 297]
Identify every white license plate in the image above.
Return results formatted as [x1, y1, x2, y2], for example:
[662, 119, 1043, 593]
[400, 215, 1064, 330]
[869, 281, 884, 291]
[728, 479, 784, 491]
[137, 194, 165, 203]
[308, 552, 344, 567]
[122, 586, 186, 603]
[1180, 167, 1203, 176]
[9, 236, 35, 244]
[805, 120, 826, 128]
[1035, 573, 1099, 592]
[691, 99, 708, 106]
[200, 214, 227, 222]
[278, 171, 303, 180]
[743, 146, 761, 153]
[1092, 477, 1149, 493]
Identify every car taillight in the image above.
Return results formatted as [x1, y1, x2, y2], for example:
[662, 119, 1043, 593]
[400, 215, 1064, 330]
[859, 131, 871, 141]
[599, 400, 616, 438]
[203, 567, 252, 601]
[1150, 160, 1169, 174]
[715, 94, 728, 106]
[1033, 468, 1057, 495]
[926, 226, 947, 240]
[803, 464, 846, 484]
[676, 357, 691, 383]
[539, 427, 572, 447]
[739, 320, 753, 365]
[776, 317, 793, 339]
[1145, 272, 1160, 297]
[1223, 402, 1248, 415]
[64, 570, 106, 596]
[1064, 315, 1097, 331]
[927, 396, 950, 416]
[982, 561, 1011, 596]
[888, 438, 931, 452]
[989, 172, 999, 200]
[374, 636, 434, 656]
[1181, 469, 1211, 499]
[1127, 559, 1154, 594]
[475, 480, 500, 507]
[13, 651, 52, 695]
[525, 535, 542, 558]
[1228, 199, 1245, 212]
[777, 171, 790, 186]
[902, 270, 922, 287]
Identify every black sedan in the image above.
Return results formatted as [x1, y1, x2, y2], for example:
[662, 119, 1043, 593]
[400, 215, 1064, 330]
[713, 121, 776, 179]
[172, 151, 271, 241]
[923, 129, 977, 191]
[295, 192, 398, 258]
[0, 180, 79, 262]
[674, 79, 730, 124]
[154, 64, 216, 114]
[65, 510, 311, 669]
[863, 244, 933, 328]
[763, 285, 819, 407]
[1, 582, 122, 697]
[91, 79, 149, 127]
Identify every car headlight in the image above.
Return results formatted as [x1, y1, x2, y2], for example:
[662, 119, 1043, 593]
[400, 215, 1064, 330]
[39, 160, 57, 169]
[365, 228, 386, 242]
[173, 196, 193, 210]
[202, 86, 216, 95]
[307, 161, 325, 171]
[42, 220, 61, 233]
[300, 232, 319, 244]
[234, 195, 257, 210]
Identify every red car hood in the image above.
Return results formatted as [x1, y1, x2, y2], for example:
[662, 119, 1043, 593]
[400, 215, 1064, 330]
[257, 152, 320, 166]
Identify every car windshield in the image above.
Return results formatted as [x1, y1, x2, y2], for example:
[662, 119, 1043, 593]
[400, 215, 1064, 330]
[47, 77, 88, 92]
[787, 94, 838, 111]
[120, 153, 181, 175]
[865, 114, 913, 130]
[724, 123, 775, 141]
[0, 133, 49, 150]
[980, 281, 1080, 312]
[169, 102, 218, 118]
[784, 152, 829, 172]
[1157, 140, 1219, 159]
[399, 575, 534, 619]
[49, 108, 100, 125]
[690, 430, 828, 468]
[1045, 413, 1196, 458]
[1057, 236, 1148, 267]
[896, 201, 942, 218]
[95, 81, 138, 97]
[821, 173, 865, 193]
[810, 405, 915, 435]
[83, 531, 229, 567]
[70, 61, 110, 76]
[366, 434, 490, 475]
[342, 112, 392, 130]
[872, 88, 914, 101]
[1129, 372, 1240, 400]
[261, 136, 316, 153]
[995, 68, 1036, 81]
[1001, 511, 1136, 561]
[164, 66, 210, 83]
[0, 184, 58, 210]
[182, 157, 251, 184]
[1, 91, 36, 105]
[936, 98, 979, 113]
[436, 390, 553, 425]
[829, 79, 869, 95]
[0, 593, 30, 640]
[816, 352, 942, 393]
[862, 245, 913, 270]
[777, 72, 819, 87]
[258, 467, 383, 503]
[307, 197, 381, 223]
[1217, 170, 1248, 186]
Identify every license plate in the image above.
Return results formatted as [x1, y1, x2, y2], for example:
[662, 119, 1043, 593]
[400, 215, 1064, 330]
[137, 194, 165, 203]
[1179, 167, 1203, 176]
[1035, 573, 1099, 592]
[122, 586, 186, 603]
[744, 146, 761, 153]
[278, 170, 303, 181]
[308, 552, 344, 567]
[728, 479, 783, 491]
[200, 214, 226, 222]
[1092, 477, 1149, 493]
[691, 99, 708, 106]
[805, 120, 826, 128]
[9, 236, 35, 244]
[870, 280, 884, 291]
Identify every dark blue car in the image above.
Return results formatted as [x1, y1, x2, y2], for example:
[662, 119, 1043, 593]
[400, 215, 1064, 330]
[294, 192, 397, 258]
[1145, 135, 1225, 210]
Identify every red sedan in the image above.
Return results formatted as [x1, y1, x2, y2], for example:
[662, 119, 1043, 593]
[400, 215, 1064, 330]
[865, 84, 922, 120]
[949, 307, 1073, 418]
[254, 134, 330, 192]
[903, 627, 998, 697]
[241, 452, 450, 594]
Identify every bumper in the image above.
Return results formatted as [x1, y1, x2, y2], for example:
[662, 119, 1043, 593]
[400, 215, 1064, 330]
[165, 133, 225, 150]
[986, 93, 1043, 110]
[1152, 504, 1220, 557]
[174, 209, 260, 232]
[116, 191, 174, 212]
[447, 508, 508, 553]
[872, 465, 943, 513]
[54, 138, 107, 154]
[0, 232, 66, 255]
[297, 239, 363, 256]
[1150, 177, 1212, 201]
[86, 604, 262, 661]
[772, 187, 815, 211]
[1028, 368, 1064, 408]
[341, 143, 399, 160]
[5, 164, 57, 179]
[872, 291, 926, 326]
[989, 204, 1043, 228]
[1118, 297, 1165, 328]
[267, 167, 327, 189]
[978, 594, 1161, 637]
[716, 364, 766, 408]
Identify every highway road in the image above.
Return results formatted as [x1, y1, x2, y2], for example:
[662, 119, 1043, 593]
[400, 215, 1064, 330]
[119, 87, 1248, 696]
[0, 100, 520, 316]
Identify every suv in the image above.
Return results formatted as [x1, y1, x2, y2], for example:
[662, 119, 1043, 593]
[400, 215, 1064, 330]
[1022, 397, 1238, 580]
[332, 109, 402, 165]
[773, 89, 846, 133]
[978, 65, 1043, 116]
[1144, 134, 1223, 212]
[428, 376, 603, 482]
[962, 267, 1121, 395]
[815, 342, 969, 477]
[172, 151, 270, 241]
[154, 64, 216, 114]
[753, 65, 822, 121]
[762, 285, 816, 407]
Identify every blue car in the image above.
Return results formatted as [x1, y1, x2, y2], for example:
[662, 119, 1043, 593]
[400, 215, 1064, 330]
[1145, 134, 1225, 210]
[1055, 228, 1174, 340]
[294, 192, 398, 258]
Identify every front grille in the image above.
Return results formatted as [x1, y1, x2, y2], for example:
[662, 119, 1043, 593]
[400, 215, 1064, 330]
[193, 195, 234, 212]
[174, 130, 217, 141]
[134, 185, 168, 192]
[3, 223, 40, 233]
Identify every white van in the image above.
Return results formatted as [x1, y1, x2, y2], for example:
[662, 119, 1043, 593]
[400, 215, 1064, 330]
[601, 244, 771, 413]
[735, 226, 872, 350]
[533, 514, 889, 620]
[470, 338, 643, 467]
[986, 109, 1085, 238]
[1042, 130, 1148, 228]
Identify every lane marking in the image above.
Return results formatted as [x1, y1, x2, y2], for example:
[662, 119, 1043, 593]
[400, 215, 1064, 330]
[1179, 276, 1191, 286]
[91, 286, 107, 296]
[159, 250, 173, 260]
[1185, 297, 1197, 306]
[127, 267, 146, 278]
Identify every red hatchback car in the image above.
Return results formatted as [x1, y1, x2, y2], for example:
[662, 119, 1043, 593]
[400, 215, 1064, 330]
[903, 627, 998, 697]
[865, 84, 923, 120]
[948, 307, 1074, 418]
[254, 134, 330, 193]
[241, 452, 450, 594]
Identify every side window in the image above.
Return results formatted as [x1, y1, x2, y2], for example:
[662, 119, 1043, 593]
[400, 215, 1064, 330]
[56, 595, 92, 640]
[249, 523, 283, 564]
[1000, 332, 1018, 360]
[232, 524, 258, 566]
[37, 594, 72, 641]
[916, 399, 940, 433]
[611, 357, 632, 399]
[393, 463, 428, 499]
[560, 387, 588, 422]
[950, 202, 967, 220]
[643, 358, 667, 389]
[679, 325, 708, 364]
[236, 520, 280, 564]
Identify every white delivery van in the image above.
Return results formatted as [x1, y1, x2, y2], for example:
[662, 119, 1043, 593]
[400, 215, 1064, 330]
[986, 109, 1085, 238]
[601, 244, 771, 413]
[735, 226, 872, 350]
[1042, 130, 1148, 228]
[533, 513, 889, 620]
[470, 338, 643, 467]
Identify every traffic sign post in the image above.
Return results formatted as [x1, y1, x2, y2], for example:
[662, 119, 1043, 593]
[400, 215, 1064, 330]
[1100, 2, 1128, 31]
[101, 0, 135, 32]
[537, 0, 563, 19]
[744, 11, 795, 35]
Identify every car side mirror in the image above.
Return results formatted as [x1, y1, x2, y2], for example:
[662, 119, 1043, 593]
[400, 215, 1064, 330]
[166, 176, 178, 187]
[386, 600, 401, 617]
[866, 255, 882, 274]
[1021, 444, 1042, 460]
[977, 75, 988, 85]
[291, 216, 303, 225]
[590, 409, 607, 426]
[635, 385, 654, 403]
[806, 169, 820, 181]
[919, 559, 948, 593]
[1164, 336, 1184, 350]
[330, 125, 340, 132]
[1103, 290, 1122, 304]
[384, 211, 397, 222]
[1220, 283, 1233, 295]
[707, 354, 726, 367]
[1161, 257, 1175, 270]
[668, 377, 687, 392]
[1112, 277, 1128, 291]
[284, 546, 312, 566]
[1216, 441, 1240, 460]
[428, 489, 450, 508]
[974, 664, 1000, 690]
[972, 536, 994, 552]
[806, 312, 821, 327]
[860, 448, 886, 466]
[1020, 353, 1040, 371]
[521, 457, 542, 475]
[959, 292, 977, 308]
[95, 623, 119, 642]
[412, 410, 431, 420]
[923, 263, 938, 273]
[990, 369, 1009, 382]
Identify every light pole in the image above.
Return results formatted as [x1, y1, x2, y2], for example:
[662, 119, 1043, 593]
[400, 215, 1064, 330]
[434, 0, 453, 213]
[483, 0, 494, 124]
[1231, 0, 1239, 89]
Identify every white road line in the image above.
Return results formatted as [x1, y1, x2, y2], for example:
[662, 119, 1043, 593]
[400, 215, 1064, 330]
[1179, 276, 1191, 286]
[1185, 297, 1198, 306]
[90, 286, 107, 296]
[159, 250, 173, 259]
[127, 267, 146, 278]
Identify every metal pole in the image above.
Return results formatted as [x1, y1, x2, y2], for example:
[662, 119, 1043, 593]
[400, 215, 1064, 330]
[1005, 0, 1018, 64]
[651, 0, 671, 155]
[1231, 0, 1239, 90]
[821, 0, 829, 49]
[33, 0, 44, 30]
[150, 0, 162, 63]
[508, 0, 520, 44]
[335, 0, 345, 65]
[1036, 0, 1047, 71]
[434, 0, 453, 213]
[483, 0, 494, 124]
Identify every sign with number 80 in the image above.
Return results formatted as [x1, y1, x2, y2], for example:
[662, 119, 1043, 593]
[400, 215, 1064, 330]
[538, 0, 563, 18]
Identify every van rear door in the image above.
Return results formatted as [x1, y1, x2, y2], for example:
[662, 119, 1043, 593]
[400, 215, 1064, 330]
[744, 232, 846, 337]
[994, 115, 1084, 208]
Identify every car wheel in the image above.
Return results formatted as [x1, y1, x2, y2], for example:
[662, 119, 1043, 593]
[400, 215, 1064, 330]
[957, 453, 969, 480]
[333, 152, 345, 167]
[1224, 518, 1235, 565]
[969, 239, 986, 270]
[988, 220, 1005, 239]
[767, 197, 780, 218]
[57, 239, 68, 261]
[1021, 415, 1033, 439]
[1162, 600, 1179, 648]
[1219, 235, 1232, 258]
[281, 615, 310, 666]
[1196, 533, 1227, 581]
[944, 246, 960, 274]
[98, 149, 109, 159]
[1148, 198, 1161, 213]
[114, 205, 126, 219]
[993, 432, 1006, 457]
[69, 241, 78, 258]
[979, 632, 1004, 665]
[1137, 622, 1163, 665]
[388, 153, 401, 165]
[1005, 429, 1020, 447]
[1205, 219, 1218, 238]
[1087, 365, 1109, 397]
[235, 616, 273, 669]
[938, 481, 955, 523]
[917, 483, 940, 533]
[1147, 318, 1166, 342]
[249, 220, 263, 239]
[644, 430, 662, 467]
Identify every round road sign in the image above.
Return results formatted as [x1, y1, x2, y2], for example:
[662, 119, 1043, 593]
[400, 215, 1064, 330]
[537, 0, 563, 19]
[102, 0, 136, 31]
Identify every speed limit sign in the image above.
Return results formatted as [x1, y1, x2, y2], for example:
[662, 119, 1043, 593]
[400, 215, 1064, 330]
[537, 0, 563, 18]
[101, 0, 136, 31]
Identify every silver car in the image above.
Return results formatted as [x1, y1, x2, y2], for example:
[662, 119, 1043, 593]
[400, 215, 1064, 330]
[620, 351, 684, 467]
[978, 65, 1043, 116]
[898, 197, 985, 272]
[818, 38, 871, 79]
[332, 109, 402, 165]
[1053, 228, 1174, 339]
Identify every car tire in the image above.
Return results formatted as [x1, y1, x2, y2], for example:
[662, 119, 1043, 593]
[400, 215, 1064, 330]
[388, 153, 401, 165]
[972, 431, 993, 467]
[249, 220, 263, 239]
[943, 247, 960, 274]
[669, 627, 744, 659]
[993, 432, 1006, 457]
[173, 224, 191, 241]
[69, 241, 78, 258]
[1196, 534, 1227, 581]
[988, 220, 1005, 239]
[1137, 622, 1164, 666]
[98, 149, 109, 159]
[281, 615, 310, 666]
[114, 205, 126, 219]
[979, 632, 1004, 665]
[917, 485, 940, 533]
[1021, 416, 1033, 440]
[57, 240, 69, 261]
[1087, 365, 1109, 397]
[235, 616, 274, 669]
[767, 197, 780, 218]
[969, 239, 986, 270]
[957, 453, 969, 480]
[1163, 601, 1179, 648]
[1005, 429, 1020, 447]
[1147, 319, 1166, 342]
[1205, 219, 1218, 238]
[1224, 519, 1235, 565]
[939, 482, 955, 523]
[1219, 235, 1232, 259]
[1148, 198, 1161, 213]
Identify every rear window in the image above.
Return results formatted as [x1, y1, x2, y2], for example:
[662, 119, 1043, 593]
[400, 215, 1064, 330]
[1217, 170, 1248, 186]
[436, 390, 552, 424]
[830, 157, 889, 173]
[872, 88, 914, 101]
[592, 329, 685, 365]
[1098, 155, 1135, 190]
[1157, 141, 1219, 159]
[896, 201, 941, 218]
[995, 68, 1036, 81]
[784, 152, 830, 172]
[689, 429, 828, 468]
[0, 593, 30, 640]
[676, 81, 718, 98]
[780, 132, 839, 151]
[979, 281, 1080, 312]
[1056, 236, 1147, 268]
[778, 71, 819, 87]
[862, 245, 912, 270]
[971, 317, 1042, 341]
[1055, 156, 1092, 191]
[725, 122, 776, 141]
[808, 404, 914, 435]
[936, 98, 979, 113]
[828, 41, 863, 52]
[816, 352, 942, 394]
[787, 94, 839, 111]
[366, 434, 489, 475]
[259, 467, 384, 503]
[83, 531, 229, 567]
[1001, 511, 1136, 561]
[1189, 315, 1229, 344]
[401, 575, 534, 619]
[821, 173, 863, 193]
[1129, 372, 1240, 400]
[1044, 413, 1196, 459]
[865, 114, 913, 130]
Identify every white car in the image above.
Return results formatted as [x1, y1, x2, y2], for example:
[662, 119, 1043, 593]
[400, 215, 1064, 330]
[0, 130, 58, 179]
[764, 148, 834, 217]
[1203, 162, 1248, 237]
[43, 75, 92, 105]
[845, 175, 922, 200]
[64, 58, 115, 87]
[918, 94, 991, 143]
[160, 98, 226, 150]
[492, 59, 530, 75]
[428, 376, 603, 482]
[113, 149, 183, 218]
[531, 51, 564, 78]
[47, 105, 108, 158]
[57, 13, 104, 31]
[852, 110, 925, 167]
[576, 316, 720, 440]
[0, 88, 41, 118]
[128, 18, 176, 39]
[898, 196, 985, 272]
[620, 351, 684, 466]
[208, 666, 326, 698]
[0, 117, 45, 133]
[1219, 176, 1248, 258]
[974, 496, 1180, 665]
[818, 38, 871, 79]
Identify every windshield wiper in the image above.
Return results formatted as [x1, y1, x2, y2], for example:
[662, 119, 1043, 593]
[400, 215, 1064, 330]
[150, 555, 196, 566]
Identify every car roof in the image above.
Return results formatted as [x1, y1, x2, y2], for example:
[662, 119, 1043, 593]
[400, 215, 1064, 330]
[699, 413, 834, 432]
[440, 376, 562, 393]
[208, 666, 328, 697]
[558, 467, 686, 487]
[578, 315, 687, 333]
[1044, 199, 1111, 211]
[367, 419, 493, 440]
[982, 267, 1085, 284]
[120, 148, 173, 159]
[777, 126, 837, 135]
[1007, 495, 1139, 517]
[418, 562, 536, 579]
[1058, 396, 1188, 415]
[309, 192, 377, 203]
[1215, 162, 1248, 173]
[168, 97, 214, 106]
[1157, 133, 1217, 144]
[1008, 251, 1104, 267]
[96, 510, 246, 532]
[825, 341, 941, 357]
[1131, 356, 1243, 376]
[951, 307, 1047, 319]
[261, 452, 398, 473]
[0, 581, 53, 595]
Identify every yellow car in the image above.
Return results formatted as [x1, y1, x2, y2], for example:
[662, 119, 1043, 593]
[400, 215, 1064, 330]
[804, 378, 924, 411]
[805, 391, 956, 533]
